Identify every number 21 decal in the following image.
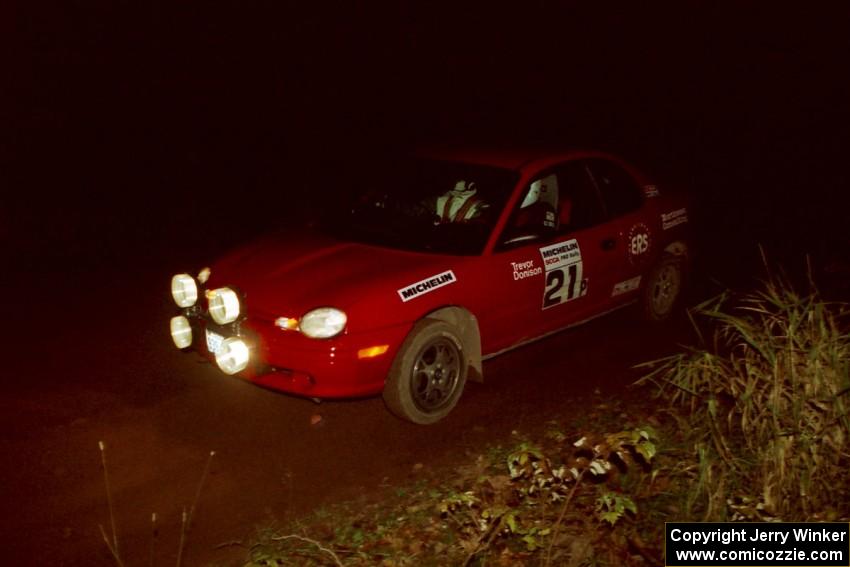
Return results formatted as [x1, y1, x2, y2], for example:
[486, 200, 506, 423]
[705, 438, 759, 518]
[543, 263, 588, 308]
[539, 239, 588, 310]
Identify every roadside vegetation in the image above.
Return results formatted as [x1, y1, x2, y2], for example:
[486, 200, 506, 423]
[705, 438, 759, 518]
[637, 268, 850, 523]
[234, 270, 848, 566]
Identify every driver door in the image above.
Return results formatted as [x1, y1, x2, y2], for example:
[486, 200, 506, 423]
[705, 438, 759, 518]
[480, 170, 575, 352]
[479, 161, 625, 353]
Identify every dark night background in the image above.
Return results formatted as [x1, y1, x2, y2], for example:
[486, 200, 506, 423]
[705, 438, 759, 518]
[4, 3, 850, 564]
[7, 2, 850, 283]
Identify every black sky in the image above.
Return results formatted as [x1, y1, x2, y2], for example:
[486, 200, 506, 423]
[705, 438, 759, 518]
[7, 2, 850, 273]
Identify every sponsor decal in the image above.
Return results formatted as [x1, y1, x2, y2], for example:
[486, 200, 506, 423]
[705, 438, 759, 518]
[642, 184, 660, 198]
[397, 270, 456, 302]
[539, 240, 588, 309]
[627, 223, 651, 266]
[661, 207, 688, 230]
[612, 276, 641, 297]
[511, 259, 543, 280]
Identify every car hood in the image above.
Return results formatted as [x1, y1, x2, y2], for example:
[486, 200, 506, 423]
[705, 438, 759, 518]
[208, 230, 459, 328]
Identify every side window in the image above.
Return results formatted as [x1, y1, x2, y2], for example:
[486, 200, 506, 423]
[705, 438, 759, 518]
[555, 161, 606, 231]
[586, 159, 643, 218]
[505, 172, 559, 237]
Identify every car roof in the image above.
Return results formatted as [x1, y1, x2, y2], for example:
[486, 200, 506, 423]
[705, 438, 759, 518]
[415, 145, 618, 173]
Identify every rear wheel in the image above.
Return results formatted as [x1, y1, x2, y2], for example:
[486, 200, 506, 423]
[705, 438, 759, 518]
[642, 254, 684, 321]
[383, 319, 467, 424]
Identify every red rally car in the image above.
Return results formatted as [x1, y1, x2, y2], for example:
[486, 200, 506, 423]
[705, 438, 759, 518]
[168, 148, 690, 424]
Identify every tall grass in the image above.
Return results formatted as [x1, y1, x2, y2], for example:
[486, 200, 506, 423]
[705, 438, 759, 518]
[638, 272, 850, 520]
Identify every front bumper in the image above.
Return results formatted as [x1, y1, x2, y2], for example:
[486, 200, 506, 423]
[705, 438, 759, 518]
[192, 316, 411, 399]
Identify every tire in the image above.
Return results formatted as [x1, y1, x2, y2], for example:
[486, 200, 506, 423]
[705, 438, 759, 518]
[641, 254, 684, 321]
[383, 319, 468, 424]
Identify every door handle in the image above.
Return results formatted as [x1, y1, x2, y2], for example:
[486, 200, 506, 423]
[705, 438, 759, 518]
[601, 237, 616, 251]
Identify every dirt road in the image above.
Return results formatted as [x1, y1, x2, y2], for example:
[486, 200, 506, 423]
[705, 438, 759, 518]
[0, 262, 695, 566]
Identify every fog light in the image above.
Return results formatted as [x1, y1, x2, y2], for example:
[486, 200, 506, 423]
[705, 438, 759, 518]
[171, 273, 198, 308]
[170, 316, 193, 349]
[215, 337, 250, 375]
[208, 287, 241, 325]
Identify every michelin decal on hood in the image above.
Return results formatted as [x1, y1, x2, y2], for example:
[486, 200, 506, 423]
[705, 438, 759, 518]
[397, 270, 457, 302]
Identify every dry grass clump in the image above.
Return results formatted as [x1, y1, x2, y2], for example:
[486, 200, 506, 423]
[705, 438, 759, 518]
[638, 271, 850, 521]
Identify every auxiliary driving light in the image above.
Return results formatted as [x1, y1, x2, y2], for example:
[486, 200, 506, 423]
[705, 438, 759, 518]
[171, 273, 198, 308]
[169, 315, 193, 349]
[215, 337, 250, 375]
[208, 287, 241, 325]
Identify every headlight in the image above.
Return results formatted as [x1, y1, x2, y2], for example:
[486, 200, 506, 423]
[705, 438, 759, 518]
[171, 273, 198, 308]
[169, 315, 193, 349]
[300, 307, 347, 339]
[197, 267, 211, 284]
[215, 337, 250, 375]
[208, 287, 241, 325]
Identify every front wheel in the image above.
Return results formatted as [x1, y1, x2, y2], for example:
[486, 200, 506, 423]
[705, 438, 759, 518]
[383, 319, 467, 424]
[641, 254, 684, 321]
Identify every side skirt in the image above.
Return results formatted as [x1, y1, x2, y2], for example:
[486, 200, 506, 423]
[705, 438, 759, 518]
[481, 300, 637, 361]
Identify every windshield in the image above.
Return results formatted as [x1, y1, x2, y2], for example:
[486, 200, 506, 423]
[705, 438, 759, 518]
[322, 158, 518, 255]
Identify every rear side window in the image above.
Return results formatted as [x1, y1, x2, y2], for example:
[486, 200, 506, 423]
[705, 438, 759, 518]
[587, 159, 643, 218]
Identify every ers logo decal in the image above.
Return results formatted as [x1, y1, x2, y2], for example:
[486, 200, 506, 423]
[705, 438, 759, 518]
[627, 223, 651, 265]
[630, 232, 648, 255]
[539, 240, 588, 309]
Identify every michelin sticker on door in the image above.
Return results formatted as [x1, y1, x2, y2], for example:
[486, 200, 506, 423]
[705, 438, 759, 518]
[539, 240, 587, 309]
